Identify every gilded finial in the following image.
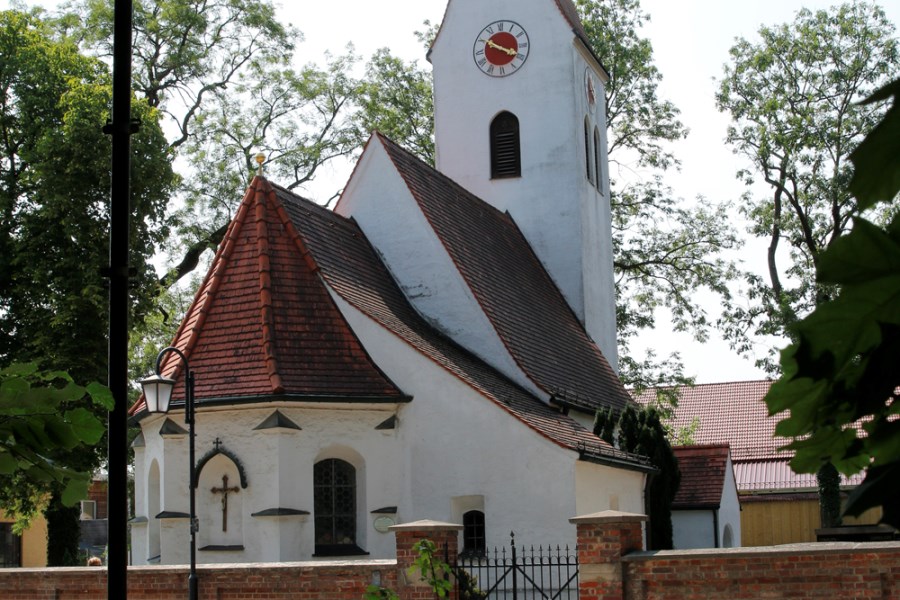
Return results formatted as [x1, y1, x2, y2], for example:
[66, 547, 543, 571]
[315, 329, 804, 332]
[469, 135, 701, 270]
[255, 153, 266, 176]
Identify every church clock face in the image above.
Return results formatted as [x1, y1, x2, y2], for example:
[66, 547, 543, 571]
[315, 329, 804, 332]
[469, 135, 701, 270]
[473, 20, 530, 77]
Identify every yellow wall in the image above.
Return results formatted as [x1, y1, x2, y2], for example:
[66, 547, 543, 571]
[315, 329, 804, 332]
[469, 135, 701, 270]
[1, 514, 47, 568]
[740, 497, 883, 546]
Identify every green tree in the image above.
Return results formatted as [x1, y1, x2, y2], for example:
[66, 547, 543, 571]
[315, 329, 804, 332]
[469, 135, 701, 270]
[0, 8, 176, 563]
[716, 0, 898, 527]
[765, 78, 900, 528]
[60, 0, 371, 288]
[595, 404, 680, 549]
[716, 1, 898, 369]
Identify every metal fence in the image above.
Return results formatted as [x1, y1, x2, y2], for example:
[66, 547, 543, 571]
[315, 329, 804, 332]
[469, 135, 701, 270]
[454, 533, 579, 600]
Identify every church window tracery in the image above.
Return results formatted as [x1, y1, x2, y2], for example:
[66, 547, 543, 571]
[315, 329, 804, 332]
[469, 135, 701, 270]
[490, 111, 521, 178]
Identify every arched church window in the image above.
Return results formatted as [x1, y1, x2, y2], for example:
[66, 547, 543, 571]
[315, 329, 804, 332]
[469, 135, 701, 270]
[314, 458, 361, 555]
[462, 510, 486, 557]
[584, 117, 593, 183]
[593, 127, 603, 192]
[490, 111, 521, 178]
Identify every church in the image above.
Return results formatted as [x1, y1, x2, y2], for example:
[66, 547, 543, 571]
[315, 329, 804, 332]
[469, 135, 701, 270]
[128, 0, 654, 565]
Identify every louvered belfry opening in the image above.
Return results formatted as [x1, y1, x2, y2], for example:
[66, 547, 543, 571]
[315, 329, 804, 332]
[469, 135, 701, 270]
[490, 111, 521, 178]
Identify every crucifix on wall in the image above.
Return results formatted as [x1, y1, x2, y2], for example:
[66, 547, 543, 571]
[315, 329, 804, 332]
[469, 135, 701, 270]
[210, 474, 240, 532]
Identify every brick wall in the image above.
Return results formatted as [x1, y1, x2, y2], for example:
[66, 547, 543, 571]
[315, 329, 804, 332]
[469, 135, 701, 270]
[572, 510, 900, 600]
[0, 520, 463, 600]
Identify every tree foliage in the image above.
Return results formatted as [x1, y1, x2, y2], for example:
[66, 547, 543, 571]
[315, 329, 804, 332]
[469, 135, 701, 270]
[0, 363, 112, 526]
[0, 9, 176, 381]
[716, 1, 899, 371]
[0, 8, 175, 558]
[575, 0, 740, 391]
[595, 404, 680, 549]
[765, 78, 900, 528]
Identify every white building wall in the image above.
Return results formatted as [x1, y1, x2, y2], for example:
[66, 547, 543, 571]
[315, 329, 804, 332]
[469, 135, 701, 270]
[718, 454, 742, 548]
[672, 510, 716, 549]
[332, 291, 644, 549]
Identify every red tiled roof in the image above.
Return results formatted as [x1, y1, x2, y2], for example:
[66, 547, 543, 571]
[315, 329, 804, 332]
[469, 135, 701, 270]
[634, 381, 866, 492]
[672, 444, 731, 509]
[129, 178, 405, 415]
[273, 183, 646, 468]
[376, 134, 630, 415]
[635, 381, 779, 461]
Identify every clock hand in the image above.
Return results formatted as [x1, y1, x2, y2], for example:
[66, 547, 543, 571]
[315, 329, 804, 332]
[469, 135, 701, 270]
[484, 39, 518, 56]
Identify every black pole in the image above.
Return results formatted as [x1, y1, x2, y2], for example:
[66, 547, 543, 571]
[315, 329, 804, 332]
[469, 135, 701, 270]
[106, 0, 133, 598]
[187, 370, 198, 600]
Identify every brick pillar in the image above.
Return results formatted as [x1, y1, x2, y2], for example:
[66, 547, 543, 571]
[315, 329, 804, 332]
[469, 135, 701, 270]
[390, 520, 463, 600]
[570, 510, 648, 600]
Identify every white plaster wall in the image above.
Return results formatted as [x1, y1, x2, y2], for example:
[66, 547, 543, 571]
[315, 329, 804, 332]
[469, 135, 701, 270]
[331, 290, 645, 550]
[574, 461, 645, 517]
[135, 401, 405, 564]
[672, 510, 716, 549]
[337, 138, 543, 400]
[719, 454, 742, 547]
[430, 0, 618, 367]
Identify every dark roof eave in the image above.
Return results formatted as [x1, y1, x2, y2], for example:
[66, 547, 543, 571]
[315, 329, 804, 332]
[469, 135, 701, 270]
[672, 503, 721, 511]
[577, 445, 657, 474]
[129, 393, 412, 424]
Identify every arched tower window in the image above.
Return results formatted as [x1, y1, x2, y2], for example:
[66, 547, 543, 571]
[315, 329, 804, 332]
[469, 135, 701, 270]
[462, 510, 486, 557]
[314, 458, 359, 555]
[584, 117, 593, 183]
[490, 111, 521, 178]
[593, 127, 603, 192]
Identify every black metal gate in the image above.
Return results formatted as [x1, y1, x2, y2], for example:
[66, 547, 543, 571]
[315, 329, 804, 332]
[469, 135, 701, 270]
[453, 532, 579, 599]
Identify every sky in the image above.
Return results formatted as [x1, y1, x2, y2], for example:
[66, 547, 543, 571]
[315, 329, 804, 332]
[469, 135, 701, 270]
[5, 0, 898, 383]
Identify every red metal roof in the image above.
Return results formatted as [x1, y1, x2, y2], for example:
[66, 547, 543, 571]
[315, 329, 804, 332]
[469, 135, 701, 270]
[376, 134, 630, 415]
[672, 444, 731, 509]
[129, 178, 405, 415]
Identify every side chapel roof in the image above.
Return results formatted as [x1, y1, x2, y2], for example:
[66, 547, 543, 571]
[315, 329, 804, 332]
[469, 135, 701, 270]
[375, 134, 630, 415]
[129, 178, 406, 415]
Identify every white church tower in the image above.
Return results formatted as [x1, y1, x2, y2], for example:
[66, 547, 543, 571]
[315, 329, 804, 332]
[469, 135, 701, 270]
[429, 0, 618, 369]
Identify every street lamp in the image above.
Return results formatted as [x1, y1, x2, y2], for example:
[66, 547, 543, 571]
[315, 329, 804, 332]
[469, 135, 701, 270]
[140, 346, 198, 600]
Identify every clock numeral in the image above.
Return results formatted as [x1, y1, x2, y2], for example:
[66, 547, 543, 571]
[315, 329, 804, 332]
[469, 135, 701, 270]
[487, 65, 495, 75]
[515, 53, 525, 61]
[476, 49, 484, 56]
[497, 22, 505, 32]
[519, 42, 529, 49]
[486, 26, 494, 34]
[499, 66, 506, 75]
[516, 31, 525, 38]
[477, 58, 487, 67]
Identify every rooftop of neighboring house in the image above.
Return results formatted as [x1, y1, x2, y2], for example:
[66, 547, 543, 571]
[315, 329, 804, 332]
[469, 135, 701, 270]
[672, 444, 733, 510]
[634, 380, 865, 492]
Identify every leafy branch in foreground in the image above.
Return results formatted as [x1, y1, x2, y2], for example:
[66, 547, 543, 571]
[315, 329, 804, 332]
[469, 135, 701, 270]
[0, 363, 112, 518]
[764, 78, 900, 528]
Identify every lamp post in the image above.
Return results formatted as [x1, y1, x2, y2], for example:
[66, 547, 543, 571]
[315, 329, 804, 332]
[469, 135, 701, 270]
[140, 346, 198, 600]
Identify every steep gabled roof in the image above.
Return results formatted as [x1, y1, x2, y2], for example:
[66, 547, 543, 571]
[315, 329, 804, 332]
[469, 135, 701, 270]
[273, 183, 647, 469]
[672, 444, 732, 510]
[129, 178, 405, 416]
[375, 134, 630, 415]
